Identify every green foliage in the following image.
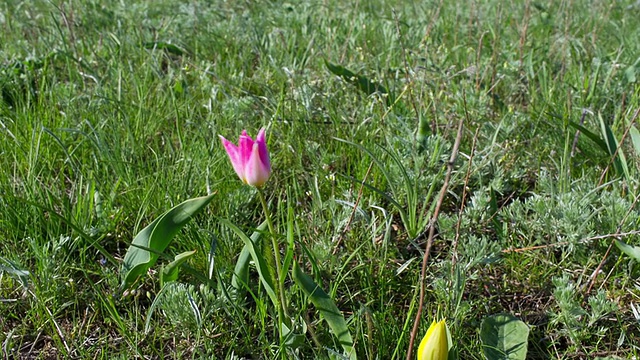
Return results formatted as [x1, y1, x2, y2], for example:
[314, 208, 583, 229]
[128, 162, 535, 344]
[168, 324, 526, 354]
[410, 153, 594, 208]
[550, 274, 617, 348]
[120, 194, 215, 290]
[292, 261, 357, 360]
[218, 218, 278, 308]
[334, 136, 445, 240]
[615, 240, 640, 263]
[480, 314, 529, 360]
[161, 250, 197, 285]
[231, 221, 268, 297]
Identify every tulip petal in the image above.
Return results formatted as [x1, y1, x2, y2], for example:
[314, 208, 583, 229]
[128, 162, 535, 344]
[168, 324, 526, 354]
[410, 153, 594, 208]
[244, 142, 270, 187]
[219, 135, 245, 181]
[417, 320, 448, 360]
[220, 128, 271, 187]
[238, 130, 254, 181]
[255, 128, 271, 173]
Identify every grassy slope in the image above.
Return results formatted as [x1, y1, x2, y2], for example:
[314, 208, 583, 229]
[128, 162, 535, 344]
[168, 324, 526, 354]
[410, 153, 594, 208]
[1, 0, 639, 358]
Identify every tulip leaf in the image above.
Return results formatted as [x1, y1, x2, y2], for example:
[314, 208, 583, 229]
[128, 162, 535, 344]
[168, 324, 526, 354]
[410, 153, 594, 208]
[325, 60, 392, 105]
[218, 218, 277, 307]
[292, 261, 356, 360]
[231, 221, 268, 296]
[480, 313, 529, 360]
[120, 194, 215, 290]
[161, 250, 197, 285]
[615, 240, 640, 262]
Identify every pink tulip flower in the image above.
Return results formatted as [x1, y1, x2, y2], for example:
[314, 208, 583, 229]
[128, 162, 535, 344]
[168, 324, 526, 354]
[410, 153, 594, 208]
[219, 128, 271, 187]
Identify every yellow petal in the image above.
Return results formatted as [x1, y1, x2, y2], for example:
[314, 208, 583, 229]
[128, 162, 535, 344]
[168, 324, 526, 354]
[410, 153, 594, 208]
[417, 319, 448, 360]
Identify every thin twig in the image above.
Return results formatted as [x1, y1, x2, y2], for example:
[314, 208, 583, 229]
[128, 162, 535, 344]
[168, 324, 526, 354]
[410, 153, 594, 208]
[332, 162, 374, 255]
[406, 118, 464, 360]
[502, 230, 640, 253]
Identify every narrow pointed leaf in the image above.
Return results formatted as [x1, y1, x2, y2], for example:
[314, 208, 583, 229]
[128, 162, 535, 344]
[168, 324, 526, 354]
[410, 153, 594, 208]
[162, 250, 197, 284]
[480, 313, 529, 360]
[143, 41, 188, 56]
[567, 121, 608, 152]
[121, 194, 215, 290]
[219, 218, 277, 307]
[615, 240, 640, 262]
[231, 221, 268, 294]
[281, 206, 295, 284]
[292, 261, 356, 360]
[599, 115, 629, 179]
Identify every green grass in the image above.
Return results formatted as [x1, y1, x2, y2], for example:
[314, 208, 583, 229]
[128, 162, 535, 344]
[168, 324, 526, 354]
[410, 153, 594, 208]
[1, 0, 640, 358]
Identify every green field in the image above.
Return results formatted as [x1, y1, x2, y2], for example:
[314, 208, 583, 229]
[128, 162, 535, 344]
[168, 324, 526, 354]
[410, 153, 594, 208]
[1, 0, 640, 359]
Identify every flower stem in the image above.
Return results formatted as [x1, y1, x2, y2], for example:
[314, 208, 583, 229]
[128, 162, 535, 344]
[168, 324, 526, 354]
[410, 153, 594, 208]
[257, 189, 288, 330]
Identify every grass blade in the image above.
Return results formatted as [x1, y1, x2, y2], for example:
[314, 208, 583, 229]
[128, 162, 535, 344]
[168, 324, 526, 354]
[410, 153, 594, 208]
[599, 115, 629, 179]
[628, 125, 640, 156]
[567, 120, 609, 152]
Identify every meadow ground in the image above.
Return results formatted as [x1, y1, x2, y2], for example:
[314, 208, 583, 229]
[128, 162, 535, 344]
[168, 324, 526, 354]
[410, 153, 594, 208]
[1, 0, 640, 359]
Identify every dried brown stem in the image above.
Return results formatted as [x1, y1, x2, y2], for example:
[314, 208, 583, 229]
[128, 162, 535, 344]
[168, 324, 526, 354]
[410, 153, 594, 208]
[406, 118, 464, 360]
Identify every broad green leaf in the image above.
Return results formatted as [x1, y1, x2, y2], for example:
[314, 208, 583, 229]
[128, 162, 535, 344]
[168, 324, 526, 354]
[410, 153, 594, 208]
[161, 250, 197, 284]
[219, 218, 277, 307]
[231, 221, 268, 295]
[121, 194, 215, 290]
[480, 313, 529, 360]
[292, 261, 356, 360]
[615, 240, 640, 262]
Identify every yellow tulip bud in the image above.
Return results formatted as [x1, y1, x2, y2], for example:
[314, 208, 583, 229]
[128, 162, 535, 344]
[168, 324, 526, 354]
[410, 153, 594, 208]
[417, 319, 449, 360]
